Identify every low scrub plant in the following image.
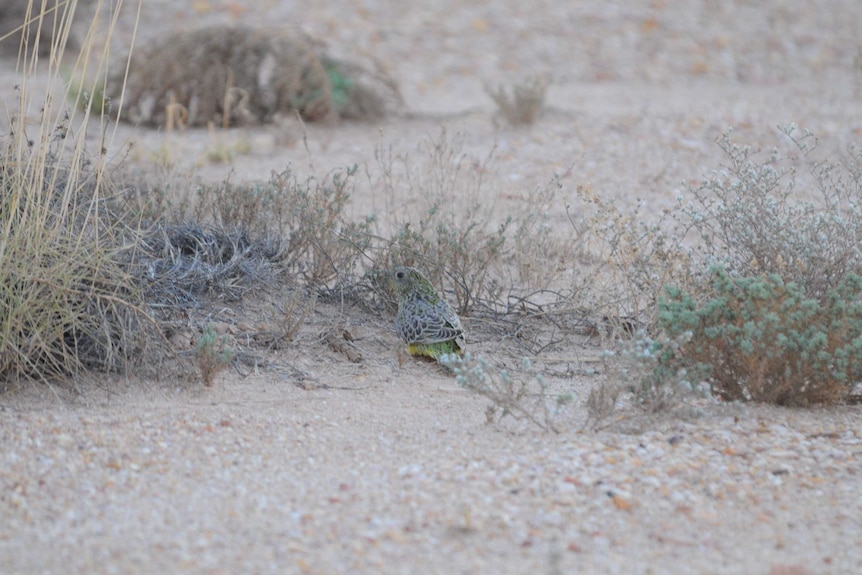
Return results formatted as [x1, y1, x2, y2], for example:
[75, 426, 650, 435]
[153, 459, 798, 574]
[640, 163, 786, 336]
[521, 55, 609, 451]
[677, 126, 862, 302]
[193, 165, 374, 291]
[441, 353, 574, 433]
[272, 290, 316, 346]
[195, 323, 235, 386]
[599, 329, 708, 418]
[372, 129, 516, 315]
[382, 203, 510, 314]
[545, 183, 689, 347]
[600, 126, 862, 407]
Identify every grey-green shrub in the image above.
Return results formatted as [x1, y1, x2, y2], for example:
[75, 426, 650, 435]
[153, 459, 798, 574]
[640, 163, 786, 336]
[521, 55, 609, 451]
[677, 126, 862, 302]
[655, 266, 862, 405]
[602, 126, 862, 407]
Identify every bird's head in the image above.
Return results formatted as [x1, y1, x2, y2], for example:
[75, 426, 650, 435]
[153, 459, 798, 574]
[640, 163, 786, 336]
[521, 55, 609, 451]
[391, 266, 430, 298]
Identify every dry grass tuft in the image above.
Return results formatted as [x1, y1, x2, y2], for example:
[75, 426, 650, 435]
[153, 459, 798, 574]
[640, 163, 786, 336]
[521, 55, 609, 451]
[486, 76, 549, 126]
[0, 0, 164, 383]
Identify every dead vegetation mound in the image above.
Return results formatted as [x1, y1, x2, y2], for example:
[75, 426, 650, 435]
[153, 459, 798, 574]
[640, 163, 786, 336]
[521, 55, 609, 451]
[107, 25, 401, 127]
[0, 0, 91, 57]
[137, 223, 286, 307]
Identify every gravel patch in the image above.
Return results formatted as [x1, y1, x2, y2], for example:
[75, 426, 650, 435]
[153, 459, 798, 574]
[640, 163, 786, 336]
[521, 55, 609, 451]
[1, 379, 860, 574]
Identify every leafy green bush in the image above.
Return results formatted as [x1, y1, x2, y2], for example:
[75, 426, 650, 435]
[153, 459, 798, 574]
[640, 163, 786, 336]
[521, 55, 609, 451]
[656, 266, 862, 405]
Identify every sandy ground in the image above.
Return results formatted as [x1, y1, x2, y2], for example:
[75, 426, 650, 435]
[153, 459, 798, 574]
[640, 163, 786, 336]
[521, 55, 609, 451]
[2, 1, 862, 574]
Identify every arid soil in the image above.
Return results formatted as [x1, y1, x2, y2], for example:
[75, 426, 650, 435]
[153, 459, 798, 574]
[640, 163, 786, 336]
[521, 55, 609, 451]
[2, 1, 862, 574]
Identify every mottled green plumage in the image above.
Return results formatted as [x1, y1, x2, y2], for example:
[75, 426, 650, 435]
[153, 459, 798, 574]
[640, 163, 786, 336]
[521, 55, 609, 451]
[392, 267, 466, 361]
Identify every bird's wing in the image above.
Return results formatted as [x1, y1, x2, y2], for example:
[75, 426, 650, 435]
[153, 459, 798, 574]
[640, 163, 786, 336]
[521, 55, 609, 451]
[397, 297, 466, 345]
[418, 300, 464, 344]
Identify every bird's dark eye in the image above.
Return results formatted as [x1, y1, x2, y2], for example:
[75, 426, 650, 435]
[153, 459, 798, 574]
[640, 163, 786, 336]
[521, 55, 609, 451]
[396, 271, 404, 279]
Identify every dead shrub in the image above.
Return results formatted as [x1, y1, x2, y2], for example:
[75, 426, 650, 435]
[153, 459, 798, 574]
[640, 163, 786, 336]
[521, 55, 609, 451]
[108, 25, 333, 126]
[137, 223, 286, 305]
[557, 184, 688, 341]
[190, 165, 373, 291]
[106, 25, 400, 127]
